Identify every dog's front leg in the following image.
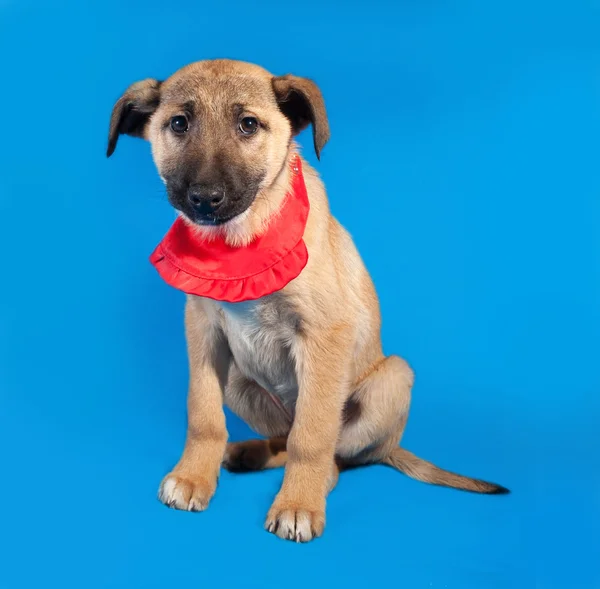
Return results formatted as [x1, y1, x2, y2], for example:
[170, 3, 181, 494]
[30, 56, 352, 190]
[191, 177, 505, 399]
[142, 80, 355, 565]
[158, 299, 230, 512]
[265, 326, 351, 542]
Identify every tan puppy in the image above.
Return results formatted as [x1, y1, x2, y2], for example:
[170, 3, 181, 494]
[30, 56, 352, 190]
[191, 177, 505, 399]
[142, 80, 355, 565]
[107, 59, 508, 543]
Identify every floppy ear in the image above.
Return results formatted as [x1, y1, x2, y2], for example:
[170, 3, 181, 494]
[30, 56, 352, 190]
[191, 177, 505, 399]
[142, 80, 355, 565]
[106, 78, 162, 157]
[272, 74, 330, 160]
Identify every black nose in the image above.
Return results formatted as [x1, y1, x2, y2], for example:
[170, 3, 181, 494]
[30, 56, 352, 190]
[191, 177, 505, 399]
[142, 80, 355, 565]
[187, 184, 225, 215]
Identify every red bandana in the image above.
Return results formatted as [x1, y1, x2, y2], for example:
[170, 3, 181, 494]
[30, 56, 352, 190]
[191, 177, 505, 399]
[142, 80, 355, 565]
[149, 156, 309, 303]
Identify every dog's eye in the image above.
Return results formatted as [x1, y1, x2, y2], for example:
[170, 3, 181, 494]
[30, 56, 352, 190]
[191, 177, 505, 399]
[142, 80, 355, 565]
[170, 115, 189, 134]
[239, 117, 259, 136]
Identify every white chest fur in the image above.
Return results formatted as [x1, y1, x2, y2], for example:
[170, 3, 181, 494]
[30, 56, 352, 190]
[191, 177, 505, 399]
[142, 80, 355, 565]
[219, 297, 300, 410]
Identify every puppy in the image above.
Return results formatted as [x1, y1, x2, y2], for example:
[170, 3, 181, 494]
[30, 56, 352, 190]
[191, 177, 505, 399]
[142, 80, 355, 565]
[107, 59, 508, 543]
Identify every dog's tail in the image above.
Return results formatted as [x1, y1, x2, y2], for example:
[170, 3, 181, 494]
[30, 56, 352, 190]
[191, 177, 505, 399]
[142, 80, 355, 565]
[383, 447, 509, 494]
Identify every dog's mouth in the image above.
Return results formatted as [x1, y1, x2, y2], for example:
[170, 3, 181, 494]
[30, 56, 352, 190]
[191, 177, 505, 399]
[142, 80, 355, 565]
[191, 212, 241, 226]
[163, 165, 266, 230]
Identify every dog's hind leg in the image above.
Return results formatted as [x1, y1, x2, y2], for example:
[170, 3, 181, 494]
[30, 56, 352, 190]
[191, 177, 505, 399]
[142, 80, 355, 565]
[336, 355, 414, 463]
[223, 438, 288, 472]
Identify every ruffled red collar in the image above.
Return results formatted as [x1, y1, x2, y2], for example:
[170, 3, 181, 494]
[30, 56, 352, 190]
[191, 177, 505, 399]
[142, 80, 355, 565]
[149, 156, 309, 303]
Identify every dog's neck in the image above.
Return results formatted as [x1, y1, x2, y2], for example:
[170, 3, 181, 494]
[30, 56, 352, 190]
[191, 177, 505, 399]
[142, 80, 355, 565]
[187, 150, 296, 248]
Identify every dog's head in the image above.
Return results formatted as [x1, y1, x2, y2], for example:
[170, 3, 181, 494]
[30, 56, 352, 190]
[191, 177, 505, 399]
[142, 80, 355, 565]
[107, 60, 329, 231]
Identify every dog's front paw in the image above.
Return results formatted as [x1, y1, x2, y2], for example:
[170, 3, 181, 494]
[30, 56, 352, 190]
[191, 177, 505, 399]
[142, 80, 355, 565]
[158, 472, 216, 512]
[265, 503, 325, 543]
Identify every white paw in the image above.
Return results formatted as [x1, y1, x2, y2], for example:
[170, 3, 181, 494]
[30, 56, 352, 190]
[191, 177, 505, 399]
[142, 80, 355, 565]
[158, 473, 215, 512]
[265, 507, 325, 543]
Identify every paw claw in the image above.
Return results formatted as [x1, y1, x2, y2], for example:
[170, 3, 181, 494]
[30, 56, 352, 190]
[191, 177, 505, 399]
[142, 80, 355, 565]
[264, 507, 324, 543]
[158, 473, 215, 512]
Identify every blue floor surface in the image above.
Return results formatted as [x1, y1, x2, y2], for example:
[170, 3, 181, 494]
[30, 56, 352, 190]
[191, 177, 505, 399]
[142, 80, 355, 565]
[1, 1, 598, 588]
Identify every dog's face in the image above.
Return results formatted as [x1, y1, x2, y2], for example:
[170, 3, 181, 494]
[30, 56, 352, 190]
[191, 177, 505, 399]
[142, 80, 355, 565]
[107, 60, 329, 227]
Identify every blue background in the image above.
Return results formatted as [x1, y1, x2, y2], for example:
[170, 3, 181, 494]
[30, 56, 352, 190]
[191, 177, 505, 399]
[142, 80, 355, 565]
[0, 1, 598, 587]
